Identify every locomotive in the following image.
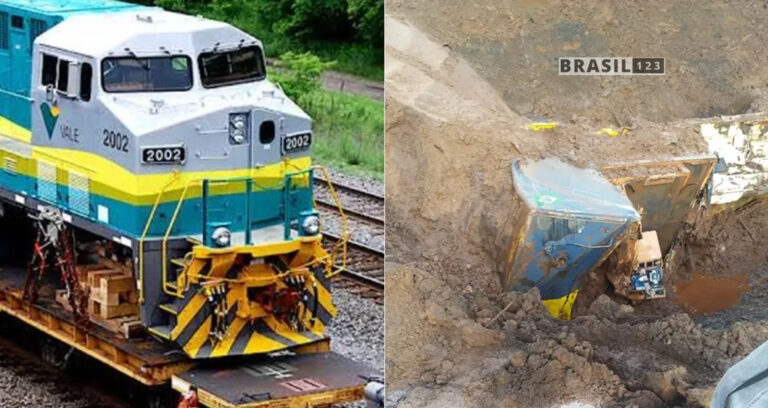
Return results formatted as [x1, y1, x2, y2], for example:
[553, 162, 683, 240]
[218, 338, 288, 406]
[0, 1, 369, 406]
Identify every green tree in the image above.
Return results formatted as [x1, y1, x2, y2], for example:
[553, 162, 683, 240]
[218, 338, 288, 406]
[274, 52, 336, 100]
[254, 0, 352, 40]
[348, 0, 383, 46]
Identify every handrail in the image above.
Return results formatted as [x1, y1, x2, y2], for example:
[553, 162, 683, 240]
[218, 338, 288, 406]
[160, 176, 286, 297]
[158, 165, 345, 298]
[313, 166, 349, 278]
[138, 171, 180, 304]
[161, 177, 200, 298]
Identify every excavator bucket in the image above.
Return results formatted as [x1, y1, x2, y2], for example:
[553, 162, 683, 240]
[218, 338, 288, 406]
[601, 156, 717, 253]
[503, 159, 641, 319]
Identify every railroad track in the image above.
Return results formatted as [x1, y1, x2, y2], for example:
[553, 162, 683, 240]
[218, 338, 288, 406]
[323, 232, 384, 303]
[315, 176, 385, 303]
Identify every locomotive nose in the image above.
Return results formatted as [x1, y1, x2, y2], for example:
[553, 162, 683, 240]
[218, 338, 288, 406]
[225, 109, 312, 168]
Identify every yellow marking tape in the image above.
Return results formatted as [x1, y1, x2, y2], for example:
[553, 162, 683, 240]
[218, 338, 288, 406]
[527, 122, 558, 131]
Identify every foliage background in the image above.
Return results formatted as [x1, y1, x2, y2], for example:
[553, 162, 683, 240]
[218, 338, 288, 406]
[130, 0, 383, 80]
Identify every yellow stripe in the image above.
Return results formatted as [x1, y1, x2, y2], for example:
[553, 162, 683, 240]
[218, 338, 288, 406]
[314, 278, 338, 317]
[209, 316, 247, 358]
[542, 290, 578, 320]
[0, 116, 31, 143]
[244, 331, 286, 354]
[183, 316, 211, 357]
[31, 145, 312, 205]
[264, 315, 312, 345]
[172, 293, 207, 339]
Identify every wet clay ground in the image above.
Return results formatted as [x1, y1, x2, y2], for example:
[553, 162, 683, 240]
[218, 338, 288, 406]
[384, 0, 768, 406]
[674, 274, 750, 315]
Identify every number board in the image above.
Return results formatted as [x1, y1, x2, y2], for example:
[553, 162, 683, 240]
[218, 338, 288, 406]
[282, 133, 312, 154]
[142, 146, 185, 164]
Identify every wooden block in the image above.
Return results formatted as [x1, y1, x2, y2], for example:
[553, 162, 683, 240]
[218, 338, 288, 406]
[91, 288, 120, 305]
[126, 291, 139, 305]
[87, 270, 120, 289]
[88, 298, 137, 319]
[100, 258, 133, 276]
[90, 315, 142, 339]
[97, 274, 135, 294]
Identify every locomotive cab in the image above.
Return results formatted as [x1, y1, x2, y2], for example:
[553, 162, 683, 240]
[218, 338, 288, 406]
[29, 10, 317, 244]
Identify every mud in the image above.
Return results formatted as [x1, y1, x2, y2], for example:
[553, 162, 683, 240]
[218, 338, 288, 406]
[674, 274, 750, 315]
[388, 0, 768, 125]
[385, 1, 768, 407]
[386, 264, 768, 408]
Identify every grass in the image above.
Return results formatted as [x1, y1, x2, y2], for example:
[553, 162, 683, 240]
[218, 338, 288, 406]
[292, 86, 384, 177]
[262, 32, 383, 81]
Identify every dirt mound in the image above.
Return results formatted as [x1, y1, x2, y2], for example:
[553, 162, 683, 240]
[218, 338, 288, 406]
[385, 15, 708, 292]
[385, 6, 768, 408]
[669, 198, 768, 283]
[386, 264, 768, 408]
[388, 0, 768, 124]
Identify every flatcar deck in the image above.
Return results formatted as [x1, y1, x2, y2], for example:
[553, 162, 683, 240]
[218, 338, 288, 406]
[0, 264, 371, 407]
[173, 352, 370, 407]
[0, 265, 191, 385]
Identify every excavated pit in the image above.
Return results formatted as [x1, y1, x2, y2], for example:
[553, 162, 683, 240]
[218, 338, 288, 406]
[385, 2, 768, 406]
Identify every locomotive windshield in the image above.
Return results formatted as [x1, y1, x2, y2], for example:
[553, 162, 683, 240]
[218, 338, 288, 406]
[199, 46, 266, 88]
[101, 56, 193, 92]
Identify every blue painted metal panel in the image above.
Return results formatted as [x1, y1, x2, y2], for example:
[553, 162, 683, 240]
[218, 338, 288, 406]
[504, 159, 641, 301]
[0, 0, 149, 128]
[0, 169, 314, 239]
[0, 1, 143, 16]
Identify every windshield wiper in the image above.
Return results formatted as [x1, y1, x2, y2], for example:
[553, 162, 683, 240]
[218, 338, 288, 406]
[124, 47, 150, 71]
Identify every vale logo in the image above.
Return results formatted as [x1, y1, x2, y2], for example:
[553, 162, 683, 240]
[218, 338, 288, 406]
[40, 102, 60, 139]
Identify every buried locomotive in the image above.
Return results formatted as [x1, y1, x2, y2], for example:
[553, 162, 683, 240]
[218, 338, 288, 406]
[0, 0, 373, 406]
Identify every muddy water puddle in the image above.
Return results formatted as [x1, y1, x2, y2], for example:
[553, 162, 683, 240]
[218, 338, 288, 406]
[674, 273, 750, 315]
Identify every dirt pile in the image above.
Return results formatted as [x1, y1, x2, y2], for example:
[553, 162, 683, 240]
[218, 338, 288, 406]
[385, 2, 768, 407]
[669, 198, 768, 284]
[386, 264, 768, 408]
[385, 14, 709, 290]
[388, 0, 768, 124]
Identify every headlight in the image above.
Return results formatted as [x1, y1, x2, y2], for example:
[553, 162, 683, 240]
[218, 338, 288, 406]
[229, 113, 249, 144]
[231, 129, 245, 144]
[212, 227, 231, 247]
[301, 216, 320, 235]
[232, 115, 246, 129]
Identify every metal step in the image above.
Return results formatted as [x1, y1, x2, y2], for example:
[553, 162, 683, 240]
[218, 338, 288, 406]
[158, 302, 181, 315]
[148, 325, 172, 340]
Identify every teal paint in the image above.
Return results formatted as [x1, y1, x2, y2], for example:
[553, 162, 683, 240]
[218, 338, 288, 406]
[0, 168, 314, 240]
[0, 0, 149, 129]
[506, 159, 642, 301]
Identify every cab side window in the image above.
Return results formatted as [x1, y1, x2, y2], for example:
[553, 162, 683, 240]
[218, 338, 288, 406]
[42, 54, 57, 87]
[57, 59, 69, 92]
[41, 53, 84, 98]
[80, 63, 92, 101]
